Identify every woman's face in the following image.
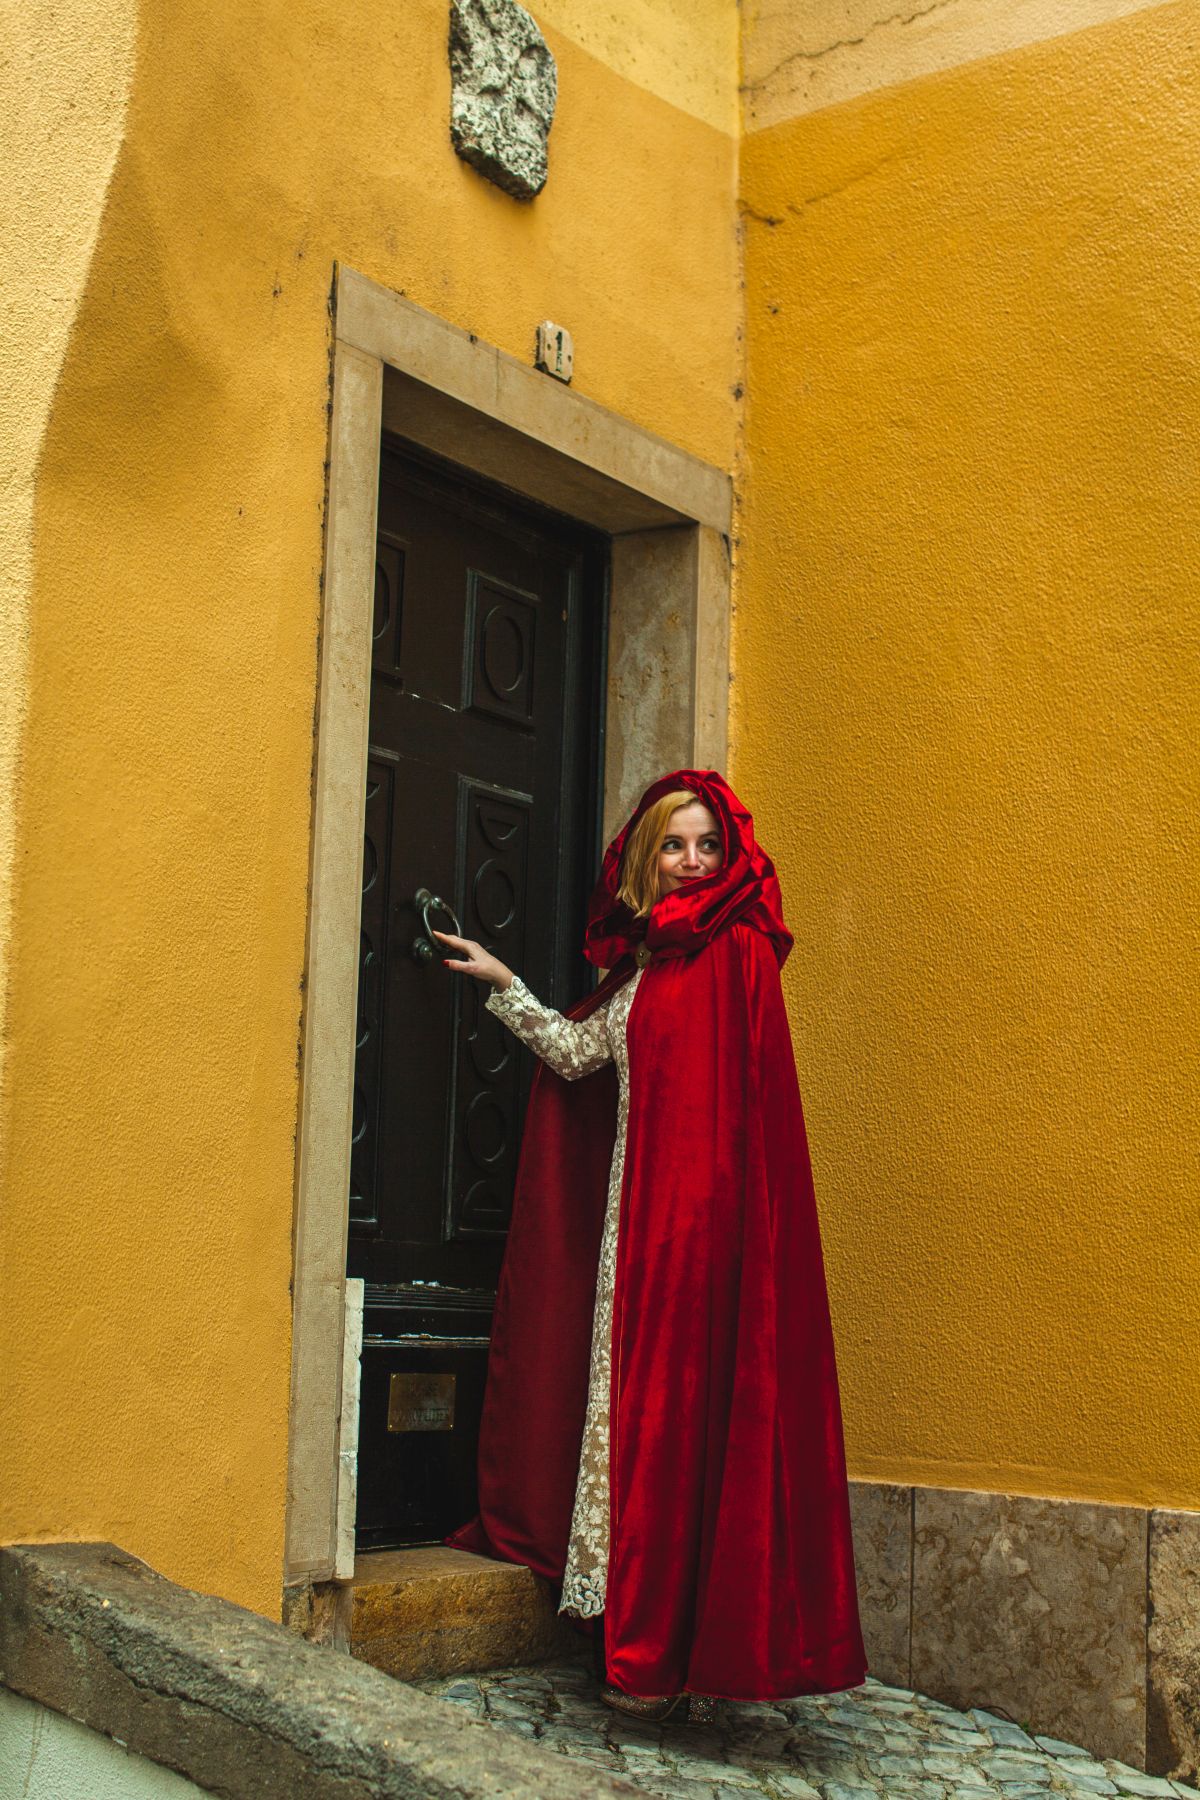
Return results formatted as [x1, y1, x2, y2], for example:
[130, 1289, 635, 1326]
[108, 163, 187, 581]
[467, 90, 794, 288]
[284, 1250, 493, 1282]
[657, 801, 723, 894]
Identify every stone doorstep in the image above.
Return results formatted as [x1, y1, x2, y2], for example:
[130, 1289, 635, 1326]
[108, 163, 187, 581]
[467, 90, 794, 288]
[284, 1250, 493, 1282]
[339, 1544, 582, 1682]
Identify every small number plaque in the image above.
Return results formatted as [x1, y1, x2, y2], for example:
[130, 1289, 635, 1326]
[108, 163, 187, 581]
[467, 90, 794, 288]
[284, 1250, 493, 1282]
[387, 1372, 456, 1433]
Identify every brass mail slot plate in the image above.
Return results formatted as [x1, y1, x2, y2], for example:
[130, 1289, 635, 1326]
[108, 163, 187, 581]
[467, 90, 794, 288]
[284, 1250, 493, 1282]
[388, 1371, 456, 1433]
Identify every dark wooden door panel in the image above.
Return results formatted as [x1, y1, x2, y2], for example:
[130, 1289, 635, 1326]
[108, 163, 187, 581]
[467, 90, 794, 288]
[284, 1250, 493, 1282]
[449, 777, 531, 1239]
[350, 441, 605, 1548]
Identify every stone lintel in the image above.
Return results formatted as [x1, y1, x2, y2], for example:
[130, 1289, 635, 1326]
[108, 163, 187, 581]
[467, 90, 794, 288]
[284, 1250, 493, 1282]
[336, 268, 733, 536]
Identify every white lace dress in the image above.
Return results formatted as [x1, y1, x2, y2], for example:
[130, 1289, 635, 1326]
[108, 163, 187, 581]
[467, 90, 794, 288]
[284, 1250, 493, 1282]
[485, 969, 645, 1617]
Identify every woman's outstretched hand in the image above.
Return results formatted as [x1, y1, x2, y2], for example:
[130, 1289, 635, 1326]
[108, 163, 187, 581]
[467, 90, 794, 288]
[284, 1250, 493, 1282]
[432, 930, 514, 991]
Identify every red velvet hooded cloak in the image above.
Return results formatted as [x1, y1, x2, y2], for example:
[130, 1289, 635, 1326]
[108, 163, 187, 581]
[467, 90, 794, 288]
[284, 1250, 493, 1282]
[445, 771, 868, 1700]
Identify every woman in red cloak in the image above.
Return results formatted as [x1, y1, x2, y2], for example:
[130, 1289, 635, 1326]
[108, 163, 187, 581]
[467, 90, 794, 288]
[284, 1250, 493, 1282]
[437, 770, 867, 1721]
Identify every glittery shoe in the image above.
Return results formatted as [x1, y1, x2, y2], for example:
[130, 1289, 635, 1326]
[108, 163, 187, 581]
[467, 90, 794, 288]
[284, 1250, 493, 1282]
[600, 1685, 686, 1721]
[600, 1685, 719, 1724]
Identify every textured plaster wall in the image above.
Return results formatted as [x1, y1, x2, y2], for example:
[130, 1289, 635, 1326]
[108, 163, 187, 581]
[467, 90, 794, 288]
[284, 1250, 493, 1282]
[538, 0, 737, 132]
[736, 2, 1200, 1507]
[0, 0, 136, 1168]
[0, 0, 739, 1616]
[11, 0, 1190, 1623]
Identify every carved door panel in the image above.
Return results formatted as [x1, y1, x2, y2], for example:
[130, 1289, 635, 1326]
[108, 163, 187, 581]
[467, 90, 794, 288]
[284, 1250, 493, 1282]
[351, 441, 605, 1549]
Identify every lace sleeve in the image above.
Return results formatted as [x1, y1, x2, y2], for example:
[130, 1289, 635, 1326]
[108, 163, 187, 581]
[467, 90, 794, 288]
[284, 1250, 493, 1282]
[484, 975, 613, 1080]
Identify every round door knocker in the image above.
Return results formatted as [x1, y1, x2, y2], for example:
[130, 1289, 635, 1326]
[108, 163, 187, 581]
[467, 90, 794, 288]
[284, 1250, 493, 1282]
[411, 887, 462, 964]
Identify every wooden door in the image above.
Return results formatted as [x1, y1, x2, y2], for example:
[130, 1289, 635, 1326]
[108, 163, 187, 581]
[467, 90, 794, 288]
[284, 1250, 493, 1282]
[350, 441, 605, 1549]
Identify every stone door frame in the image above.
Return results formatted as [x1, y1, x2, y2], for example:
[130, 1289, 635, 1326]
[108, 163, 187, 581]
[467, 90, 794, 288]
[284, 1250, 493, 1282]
[286, 265, 732, 1584]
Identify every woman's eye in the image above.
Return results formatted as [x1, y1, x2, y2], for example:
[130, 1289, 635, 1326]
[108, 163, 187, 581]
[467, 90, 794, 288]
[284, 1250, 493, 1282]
[661, 838, 682, 850]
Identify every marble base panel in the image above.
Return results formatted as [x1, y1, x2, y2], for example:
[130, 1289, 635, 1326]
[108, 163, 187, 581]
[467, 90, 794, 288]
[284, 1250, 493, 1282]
[847, 1480, 912, 1689]
[912, 1488, 1146, 1765]
[1147, 1508, 1200, 1784]
[847, 1479, 1200, 1784]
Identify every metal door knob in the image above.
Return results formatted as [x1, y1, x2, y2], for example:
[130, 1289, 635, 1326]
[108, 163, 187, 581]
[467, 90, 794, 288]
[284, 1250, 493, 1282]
[412, 887, 462, 964]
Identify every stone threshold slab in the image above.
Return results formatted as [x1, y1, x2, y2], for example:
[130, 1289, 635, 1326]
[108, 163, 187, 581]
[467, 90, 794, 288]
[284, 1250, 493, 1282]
[337, 1544, 581, 1682]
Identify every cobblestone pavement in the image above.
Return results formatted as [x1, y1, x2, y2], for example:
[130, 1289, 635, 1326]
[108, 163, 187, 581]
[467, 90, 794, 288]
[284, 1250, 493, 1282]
[415, 1656, 1200, 1800]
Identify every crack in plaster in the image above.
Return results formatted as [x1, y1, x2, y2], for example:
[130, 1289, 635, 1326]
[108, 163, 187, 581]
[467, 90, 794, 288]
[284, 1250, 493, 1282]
[741, 0, 961, 91]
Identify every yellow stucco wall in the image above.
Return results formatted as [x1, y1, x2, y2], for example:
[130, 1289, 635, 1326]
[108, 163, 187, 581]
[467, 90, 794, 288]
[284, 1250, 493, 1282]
[0, 0, 738, 1616]
[0, 0, 136, 1184]
[5, 0, 1193, 1624]
[736, 1, 1200, 1508]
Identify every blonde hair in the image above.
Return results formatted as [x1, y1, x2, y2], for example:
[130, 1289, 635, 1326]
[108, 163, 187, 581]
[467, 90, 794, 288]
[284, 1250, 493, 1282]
[616, 789, 700, 918]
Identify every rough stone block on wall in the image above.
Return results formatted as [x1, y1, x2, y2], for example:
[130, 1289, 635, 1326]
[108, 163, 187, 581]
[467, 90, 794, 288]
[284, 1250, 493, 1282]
[449, 0, 556, 200]
[911, 1487, 1146, 1766]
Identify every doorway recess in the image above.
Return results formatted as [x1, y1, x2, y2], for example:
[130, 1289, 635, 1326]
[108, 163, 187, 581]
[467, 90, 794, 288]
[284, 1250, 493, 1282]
[286, 266, 732, 1585]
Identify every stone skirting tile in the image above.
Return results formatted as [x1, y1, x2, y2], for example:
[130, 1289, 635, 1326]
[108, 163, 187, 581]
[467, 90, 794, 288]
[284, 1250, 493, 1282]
[848, 1480, 912, 1689]
[1148, 1508, 1200, 1785]
[911, 1487, 1146, 1765]
[849, 1480, 1200, 1779]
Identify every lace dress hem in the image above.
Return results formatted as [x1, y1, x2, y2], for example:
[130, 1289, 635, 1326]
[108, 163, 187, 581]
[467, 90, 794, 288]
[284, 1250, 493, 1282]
[484, 969, 643, 1618]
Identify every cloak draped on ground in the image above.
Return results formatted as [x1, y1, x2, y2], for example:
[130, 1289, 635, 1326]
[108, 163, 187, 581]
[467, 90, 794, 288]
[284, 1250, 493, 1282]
[445, 771, 868, 1700]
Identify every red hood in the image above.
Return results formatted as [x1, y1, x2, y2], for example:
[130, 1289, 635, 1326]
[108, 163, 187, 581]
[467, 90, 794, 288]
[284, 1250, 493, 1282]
[583, 768, 793, 970]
